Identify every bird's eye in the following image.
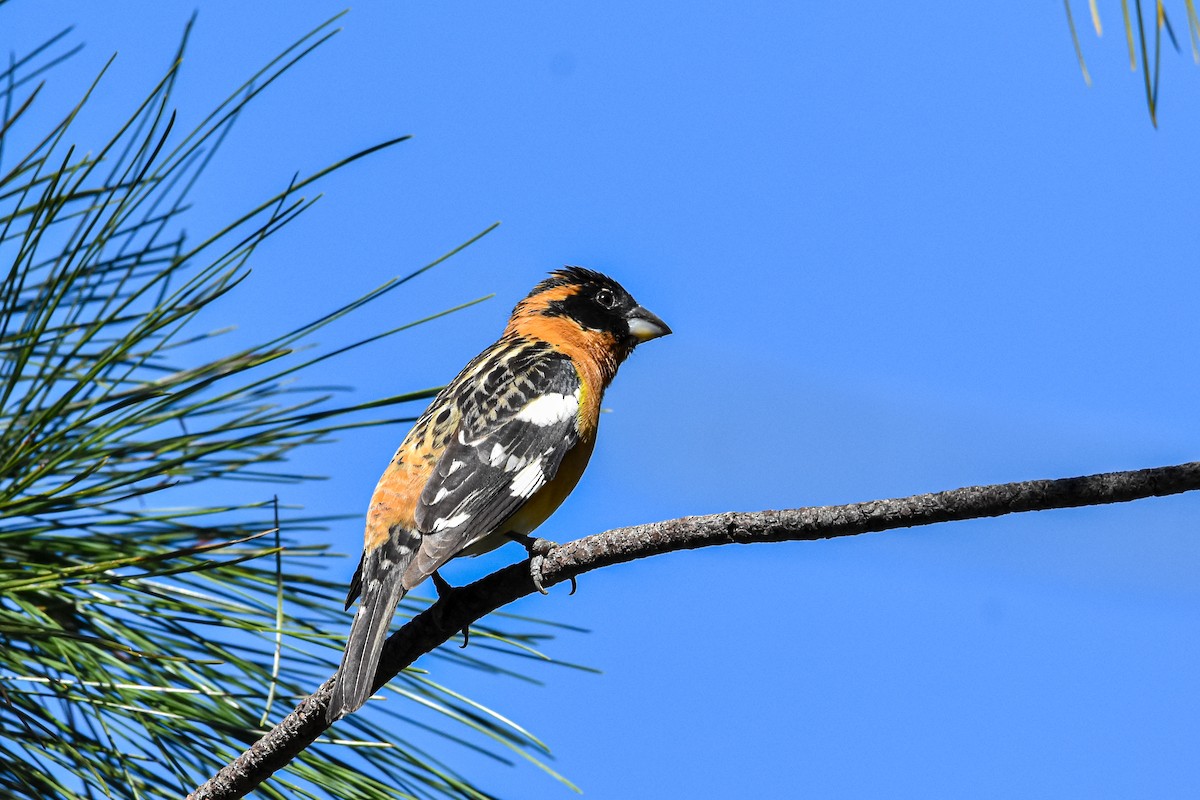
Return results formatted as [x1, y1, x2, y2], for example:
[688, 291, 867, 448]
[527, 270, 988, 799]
[595, 288, 616, 308]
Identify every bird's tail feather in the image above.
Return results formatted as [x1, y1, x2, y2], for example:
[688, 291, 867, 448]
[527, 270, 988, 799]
[328, 536, 412, 722]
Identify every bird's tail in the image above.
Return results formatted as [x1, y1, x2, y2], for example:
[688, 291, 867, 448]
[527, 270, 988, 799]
[328, 535, 414, 722]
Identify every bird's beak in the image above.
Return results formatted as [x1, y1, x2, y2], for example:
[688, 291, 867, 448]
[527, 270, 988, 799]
[625, 305, 672, 343]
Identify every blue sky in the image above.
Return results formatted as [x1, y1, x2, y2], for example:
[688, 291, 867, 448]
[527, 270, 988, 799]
[8, 2, 1200, 797]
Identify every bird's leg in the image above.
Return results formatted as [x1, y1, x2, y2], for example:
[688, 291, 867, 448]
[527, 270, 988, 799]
[505, 533, 576, 596]
[430, 570, 454, 599]
[430, 570, 470, 648]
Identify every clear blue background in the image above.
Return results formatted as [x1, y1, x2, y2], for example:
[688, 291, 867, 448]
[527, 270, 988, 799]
[7, 3, 1200, 797]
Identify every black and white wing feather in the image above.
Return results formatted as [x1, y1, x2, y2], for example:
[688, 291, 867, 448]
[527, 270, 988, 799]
[403, 346, 582, 586]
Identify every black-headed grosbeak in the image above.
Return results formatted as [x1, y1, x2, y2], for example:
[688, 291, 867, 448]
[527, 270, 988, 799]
[329, 267, 670, 721]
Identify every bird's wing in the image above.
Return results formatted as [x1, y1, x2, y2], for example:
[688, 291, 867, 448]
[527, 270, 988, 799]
[405, 348, 582, 585]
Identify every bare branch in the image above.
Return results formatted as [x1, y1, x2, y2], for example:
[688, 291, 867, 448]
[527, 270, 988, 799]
[189, 460, 1200, 800]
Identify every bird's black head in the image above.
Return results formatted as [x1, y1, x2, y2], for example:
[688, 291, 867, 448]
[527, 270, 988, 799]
[518, 266, 671, 349]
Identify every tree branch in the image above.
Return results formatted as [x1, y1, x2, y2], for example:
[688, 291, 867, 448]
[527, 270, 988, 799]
[189, 460, 1200, 800]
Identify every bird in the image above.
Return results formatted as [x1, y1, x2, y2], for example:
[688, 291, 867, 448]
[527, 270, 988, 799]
[328, 267, 671, 721]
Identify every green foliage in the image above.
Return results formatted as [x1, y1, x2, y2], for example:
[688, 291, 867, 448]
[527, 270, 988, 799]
[0, 13, 578, 799]
[1064, 0, 1200, 125]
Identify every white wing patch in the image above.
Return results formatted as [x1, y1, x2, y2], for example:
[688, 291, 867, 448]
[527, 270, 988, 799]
[515, 391, 579, 427]
[458, 430, 485, 447]
[432, 511, 471, 531]
[508, 457, 546, 498]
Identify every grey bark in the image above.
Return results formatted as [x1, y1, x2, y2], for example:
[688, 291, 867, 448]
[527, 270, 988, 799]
[188, 460, 1200, 800]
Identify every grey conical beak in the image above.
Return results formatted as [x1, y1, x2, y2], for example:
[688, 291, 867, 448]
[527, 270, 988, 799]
[626, 305, 672, 343]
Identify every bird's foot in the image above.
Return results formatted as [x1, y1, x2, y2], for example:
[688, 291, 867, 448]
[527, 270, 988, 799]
[506, 533, 577, 596]
[431, 571, 470, 648]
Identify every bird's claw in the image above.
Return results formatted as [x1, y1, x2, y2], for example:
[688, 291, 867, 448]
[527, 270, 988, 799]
[506, 534, 576, 597]
[530, 553, 549, 595]
[514, 536, 552, 595]
[509, 535, 576, 596]
[430, 571, 471, 648]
